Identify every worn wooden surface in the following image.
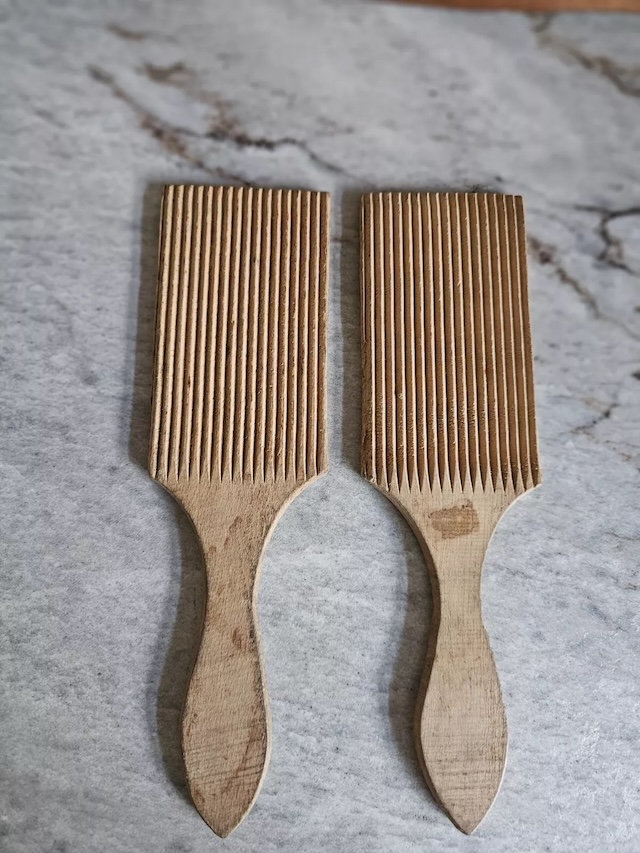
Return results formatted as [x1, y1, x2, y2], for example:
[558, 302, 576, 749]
[361, 191, 541, 834]
[149, 185, 330, 836]
[398, 0, 640, 11]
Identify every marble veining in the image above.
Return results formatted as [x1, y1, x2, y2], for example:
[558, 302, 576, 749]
[1, 2, 639, 851]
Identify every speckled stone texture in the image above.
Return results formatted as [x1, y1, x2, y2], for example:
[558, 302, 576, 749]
[1, 2, 639, 851]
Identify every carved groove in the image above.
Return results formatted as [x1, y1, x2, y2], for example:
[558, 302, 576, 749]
[150, 185, 330, 483]
[361, 191, 540, 493]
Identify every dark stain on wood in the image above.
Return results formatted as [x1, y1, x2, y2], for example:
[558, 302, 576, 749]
[429, 504, 479, 539]
[224, 515, 243, 547]
[232, 627, 245, 651]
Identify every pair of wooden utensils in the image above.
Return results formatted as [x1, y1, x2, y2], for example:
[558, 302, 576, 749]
[149, 185, 541, 837]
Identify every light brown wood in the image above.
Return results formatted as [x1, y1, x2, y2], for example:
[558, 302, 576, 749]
[361, 192, 541, 834]
[397, 0, 640, 11]
[149, 185, 330, 836]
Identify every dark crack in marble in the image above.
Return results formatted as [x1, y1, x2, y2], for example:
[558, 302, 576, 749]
[90, 57, 351, 182]
[137, 60, 352, 179]
[572, 399, 617, 436]
[532, 17, 640, 98]
[529, 235, 640, 342]
[574, 205, 640, 276]
[107, 23, 176, 43]
[87, 66, 246, 185]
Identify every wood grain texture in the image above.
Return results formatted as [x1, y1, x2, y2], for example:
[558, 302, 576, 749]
[361, 191, 541, 834]
[150, 185, 330, 836]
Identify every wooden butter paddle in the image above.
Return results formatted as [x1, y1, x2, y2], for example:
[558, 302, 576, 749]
[361, 191, 541, 833]
[149, 185, 329, 836]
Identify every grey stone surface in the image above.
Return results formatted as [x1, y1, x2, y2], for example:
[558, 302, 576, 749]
[1, 2, 639, 851]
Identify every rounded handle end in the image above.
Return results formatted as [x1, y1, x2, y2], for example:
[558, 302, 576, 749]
[416, 630, 508, 834]
[182, 631, 271, 838]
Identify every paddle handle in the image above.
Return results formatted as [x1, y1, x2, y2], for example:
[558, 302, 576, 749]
[410, 503, 508, 834]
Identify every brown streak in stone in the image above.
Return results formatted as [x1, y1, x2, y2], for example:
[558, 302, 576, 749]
[533, 20, 640, 98]
[529, 235, 640, 342]
[107, 23, 151, 40]
[143, 61, 192, 84]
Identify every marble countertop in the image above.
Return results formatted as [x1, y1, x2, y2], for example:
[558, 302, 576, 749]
[2, 2, 639, 851]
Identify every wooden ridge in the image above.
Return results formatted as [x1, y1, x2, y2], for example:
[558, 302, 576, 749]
[361, 191, 540, 494]
[150, 185, 329, 485]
